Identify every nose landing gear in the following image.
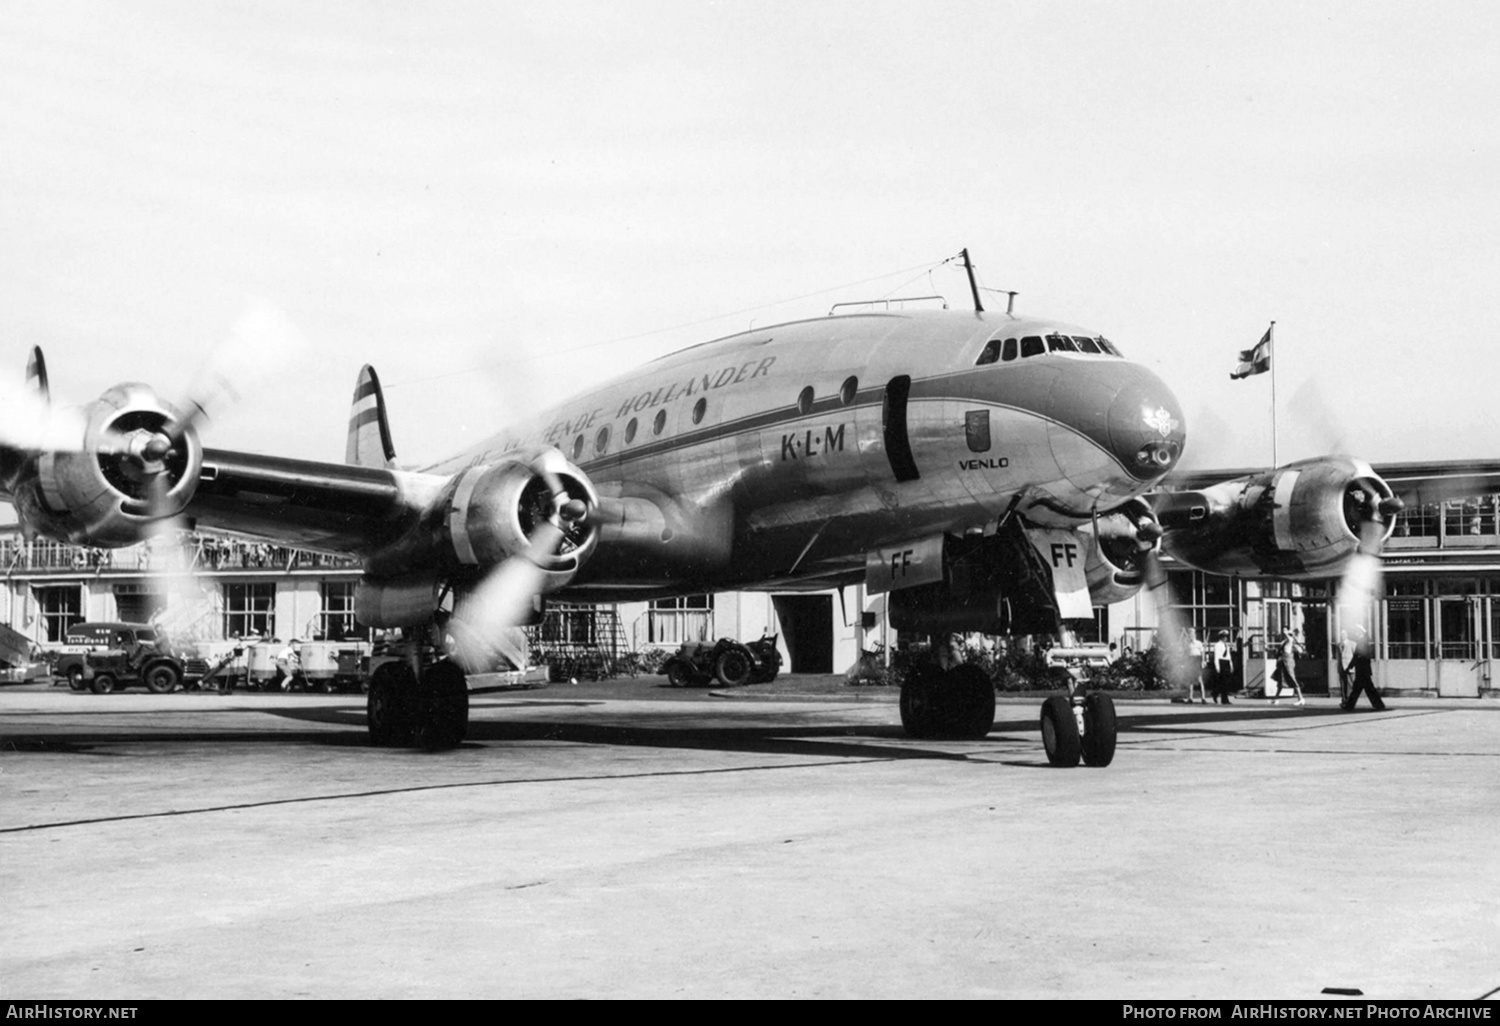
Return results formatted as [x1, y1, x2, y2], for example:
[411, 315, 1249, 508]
[1040, 691, 1117, 768]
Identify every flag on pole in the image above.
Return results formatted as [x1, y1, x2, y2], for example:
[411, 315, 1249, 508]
[1230, 327, 1272, 380]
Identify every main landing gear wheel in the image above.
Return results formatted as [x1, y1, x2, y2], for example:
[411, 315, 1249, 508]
[367, 662, 417, 747]
[1040, 695, 1081, 767]
[413, 660, 469, 751]
[899, 665, 996, 741]
[1080, 693, 1118, 767]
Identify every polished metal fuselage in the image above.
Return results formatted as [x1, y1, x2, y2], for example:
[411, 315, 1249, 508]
[425, 310, 1186, 597]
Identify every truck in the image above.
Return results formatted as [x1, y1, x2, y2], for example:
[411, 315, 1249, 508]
[57, 622, 205, 694]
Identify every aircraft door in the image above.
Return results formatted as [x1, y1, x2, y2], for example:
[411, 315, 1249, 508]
[1434, 595, 1481, 697]
[881, 375, 920, 483]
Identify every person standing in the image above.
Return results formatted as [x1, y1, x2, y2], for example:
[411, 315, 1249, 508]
[1273, 627, 1306, 707]
[1337, 629, 1356, 707]
[1341, 625, 1386, 711]
[1211, 630, 1235, 704]
[1186, 629, 1208, 703]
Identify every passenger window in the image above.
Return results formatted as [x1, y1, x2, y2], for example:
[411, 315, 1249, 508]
[692, 398, 707, 424]
[976, 339, 1001, 365]
[625, 418, 638, 443]
[594, 426, 610, 455]
[1001, 338, 1018, 361]
[797, 386, 814, 414]
[1020, 336, 1045, 358]
[1073, 335, 1101, 354]
[840, 376, 858, 405]
[572, 434, 584, 459]
[653, 409, 666, 436]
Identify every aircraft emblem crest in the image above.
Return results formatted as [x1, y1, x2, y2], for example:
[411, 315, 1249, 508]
[1142, 407, 1179, 439]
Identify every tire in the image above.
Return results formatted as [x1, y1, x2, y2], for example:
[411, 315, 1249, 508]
[1081, 693, 1118, 768]
[143, 661, 182, 694]
[367, 662, 417, 747]
[943, 664, 996, 740]
[67, 666, 86, 692]
[89, 673, 117, 695]
[713, 646, 753, 687]
[413, 661, 468, 751]
[1040, 695, 1082, 768]
[666, 661, 693, 688]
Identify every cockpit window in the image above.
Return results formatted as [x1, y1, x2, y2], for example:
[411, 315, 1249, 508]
[1020, 335, 1044, 357]
[1097, 337, 1123, 357]
[976, 339, 1001, 365]
[1001, 337, 1017, 361]
[1072, 335, 1101, 354]
[1046, 333, 1078, 353]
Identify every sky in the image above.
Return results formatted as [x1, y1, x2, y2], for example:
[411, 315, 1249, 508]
[2, 0, 1499, 475]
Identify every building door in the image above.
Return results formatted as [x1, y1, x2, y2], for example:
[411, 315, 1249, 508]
[1434, 596, 1481, 697]
[772, 594, 834, 674]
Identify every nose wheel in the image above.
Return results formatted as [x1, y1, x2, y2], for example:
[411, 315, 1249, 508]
[1040, 692, 1117, 768]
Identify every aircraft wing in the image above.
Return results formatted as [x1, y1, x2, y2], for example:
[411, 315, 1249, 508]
[187, 447, 426, 554]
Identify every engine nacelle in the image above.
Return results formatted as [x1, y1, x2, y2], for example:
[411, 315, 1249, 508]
[1159, 456, 1397, 580]
[9, 383, 202, 547]
[1082, 498, 1157, 605]
[364, 447, 600, 596]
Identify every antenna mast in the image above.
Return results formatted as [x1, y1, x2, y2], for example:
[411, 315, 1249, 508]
[960, 248, 984, 313]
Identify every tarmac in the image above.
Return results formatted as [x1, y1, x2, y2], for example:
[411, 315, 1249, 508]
[1, 675, 1497, 1000]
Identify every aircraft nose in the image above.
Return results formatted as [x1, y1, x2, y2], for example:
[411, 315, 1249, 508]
[1108, 366, 1186, 480]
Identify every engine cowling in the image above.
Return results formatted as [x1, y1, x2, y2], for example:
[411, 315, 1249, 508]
[1082, 498, 1159, 605]
[1158, 456, 1397, 580]
[364, 447, 600, 593]
[9, 383, 202, 547]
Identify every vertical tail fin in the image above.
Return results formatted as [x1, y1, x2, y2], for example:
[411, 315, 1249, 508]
[345, 365, 396, 468]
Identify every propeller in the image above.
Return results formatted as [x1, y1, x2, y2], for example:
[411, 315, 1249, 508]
[1336, 483, 1405, 636]
[445, 460, 590, 673]
[1138, 539, 1204, 695]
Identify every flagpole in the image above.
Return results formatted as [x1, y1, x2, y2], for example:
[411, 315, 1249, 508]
[1269, 320, 1277, 467]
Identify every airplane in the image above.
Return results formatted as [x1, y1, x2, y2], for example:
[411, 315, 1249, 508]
[0, 271, 1478, 766]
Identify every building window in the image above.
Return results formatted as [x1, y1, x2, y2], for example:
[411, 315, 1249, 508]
[1165, 570, 1240, 637]
[647, 594, 713, 645]
[34, 585, 82, 642]
[319, 581, 363, 641]
[223, 582, 276, 639]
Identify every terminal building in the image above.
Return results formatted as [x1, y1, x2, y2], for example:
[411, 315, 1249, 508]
[3, 496, 1497, 697]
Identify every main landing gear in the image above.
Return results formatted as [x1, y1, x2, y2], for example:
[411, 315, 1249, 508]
[897, 662, 1118, 767]
[367, 658, 469, 750]
[1039, 691, 1117, 768]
